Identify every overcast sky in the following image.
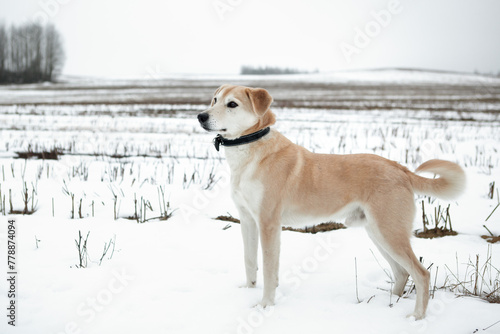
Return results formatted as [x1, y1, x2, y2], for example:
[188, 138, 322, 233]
[1, 0, 499, 78]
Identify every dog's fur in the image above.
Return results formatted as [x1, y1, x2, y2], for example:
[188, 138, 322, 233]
[197, 84, 466, 320]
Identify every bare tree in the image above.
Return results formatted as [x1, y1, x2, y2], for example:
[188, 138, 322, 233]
[43, 24, 64, 81]
[9, 26, 20, 76]
[0, 24, 7, 78]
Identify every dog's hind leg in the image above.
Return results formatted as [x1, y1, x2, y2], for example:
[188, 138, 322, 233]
[366, 225, 409, 297]
[366, 200, 430, 320]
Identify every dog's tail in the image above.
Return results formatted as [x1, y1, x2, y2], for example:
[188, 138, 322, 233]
[408, 159, 466, 200]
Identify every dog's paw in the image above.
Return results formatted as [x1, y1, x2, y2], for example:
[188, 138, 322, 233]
[239, 281, 257, 288]
[406, 312, 425, 321]
[255, 298, 275, 309]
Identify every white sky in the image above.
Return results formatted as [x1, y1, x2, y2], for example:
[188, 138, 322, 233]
[1, 0, 499, 77]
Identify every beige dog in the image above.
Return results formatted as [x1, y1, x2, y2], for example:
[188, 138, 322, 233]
[197, 84, 465, 320]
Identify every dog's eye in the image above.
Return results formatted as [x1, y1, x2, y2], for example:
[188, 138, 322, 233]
[227, 101, 238, 108]
[213, 97, 217, 105]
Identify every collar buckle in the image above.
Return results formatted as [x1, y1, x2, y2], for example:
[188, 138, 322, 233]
[213, 135, 223, 152]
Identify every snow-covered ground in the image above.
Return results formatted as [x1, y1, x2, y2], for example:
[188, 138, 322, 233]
[0, 70, 499, 334]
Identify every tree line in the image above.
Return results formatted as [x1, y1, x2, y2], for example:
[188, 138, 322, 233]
[0, 23, 65, 84]
[240, 65, 315, 75]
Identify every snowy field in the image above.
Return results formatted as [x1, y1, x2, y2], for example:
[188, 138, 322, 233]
[1, 70, 500, 334]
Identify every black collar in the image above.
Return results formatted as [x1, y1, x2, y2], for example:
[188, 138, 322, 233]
[213, 127, 271, 151]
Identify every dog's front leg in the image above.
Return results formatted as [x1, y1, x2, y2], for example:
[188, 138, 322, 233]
[238, 207, 259, 288]
[259, 219, 281, 307]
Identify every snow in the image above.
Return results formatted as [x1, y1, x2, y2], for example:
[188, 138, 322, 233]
[0, 70, 499, 334]
[2, 203, 499, 334]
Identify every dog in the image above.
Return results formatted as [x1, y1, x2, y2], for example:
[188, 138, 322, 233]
[197, 84, 465, 320]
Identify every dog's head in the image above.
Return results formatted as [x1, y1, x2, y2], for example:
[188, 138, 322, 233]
[197, 85, 276, 139]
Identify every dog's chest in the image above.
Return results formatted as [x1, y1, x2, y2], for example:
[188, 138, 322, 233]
[226, 148, 264, 214]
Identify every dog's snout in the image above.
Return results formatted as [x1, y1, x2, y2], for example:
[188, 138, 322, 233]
[198, 113, 209, 123]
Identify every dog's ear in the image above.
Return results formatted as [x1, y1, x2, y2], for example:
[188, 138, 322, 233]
[246, 88, 273, 116]
[242, 87, 276, 135]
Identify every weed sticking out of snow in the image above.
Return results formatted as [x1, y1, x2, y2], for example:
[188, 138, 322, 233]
[443, 245, 500, 304]
[415, 198, 457, 239]
[481, 181, 500, 243]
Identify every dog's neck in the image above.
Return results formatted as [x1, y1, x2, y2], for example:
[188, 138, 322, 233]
[221, 128, 274, 172]
[213, 127, 271, 152]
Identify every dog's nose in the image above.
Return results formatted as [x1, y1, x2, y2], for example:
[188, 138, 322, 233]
[198, 113, 209, 123]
